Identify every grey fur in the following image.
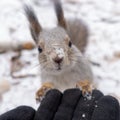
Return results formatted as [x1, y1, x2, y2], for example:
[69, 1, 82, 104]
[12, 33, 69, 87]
[24, 5, 42, 43]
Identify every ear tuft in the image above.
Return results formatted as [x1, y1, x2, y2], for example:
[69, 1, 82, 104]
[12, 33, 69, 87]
[24, 5, 42, 43]
[53, 0, 67, 29]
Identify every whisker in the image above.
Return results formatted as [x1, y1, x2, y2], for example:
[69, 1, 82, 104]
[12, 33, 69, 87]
[69, 58, 82, 64]
[39, 60, 47, 64]
[41, 63, 49, 70]
[28, 63, 41, 71]
[70, 54, 88, 59]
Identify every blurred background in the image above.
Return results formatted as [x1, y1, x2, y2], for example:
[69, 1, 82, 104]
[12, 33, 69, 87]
[0, 0, 120, 114]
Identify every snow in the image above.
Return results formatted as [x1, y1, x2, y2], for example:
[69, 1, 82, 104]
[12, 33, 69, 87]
[95, 105, 98, 108]
[0, 0, 120, 114]
[82, 113, 86, 118]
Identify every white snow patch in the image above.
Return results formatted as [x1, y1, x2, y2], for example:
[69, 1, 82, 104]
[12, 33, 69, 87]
[82, 113, 86, 118]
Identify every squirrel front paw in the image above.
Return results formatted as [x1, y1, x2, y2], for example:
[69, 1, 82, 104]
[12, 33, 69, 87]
[35, 82, 54, 103]
[76, 80, 93, 100]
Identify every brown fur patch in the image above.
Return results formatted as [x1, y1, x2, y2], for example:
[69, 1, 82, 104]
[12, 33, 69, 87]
[36, 82, 54, 102]
[76, 80, 93, 95]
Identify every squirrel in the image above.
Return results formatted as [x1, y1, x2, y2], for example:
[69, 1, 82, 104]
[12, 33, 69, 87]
[24, 0, 94, 101]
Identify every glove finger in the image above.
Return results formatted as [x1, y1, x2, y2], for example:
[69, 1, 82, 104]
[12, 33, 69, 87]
[0, 106, 35, 120]
[53, 88, 82, 120]
[34, 89, 62, 120]
[91, 95, 120, 120]
[73, 90, 103, 120]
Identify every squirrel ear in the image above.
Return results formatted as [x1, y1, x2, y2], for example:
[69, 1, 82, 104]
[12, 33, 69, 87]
[24, 5, 42, 43]
[53, 0, 67, 29]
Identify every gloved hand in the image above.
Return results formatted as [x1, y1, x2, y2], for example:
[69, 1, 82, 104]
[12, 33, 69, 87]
[0, 89, 119, 120]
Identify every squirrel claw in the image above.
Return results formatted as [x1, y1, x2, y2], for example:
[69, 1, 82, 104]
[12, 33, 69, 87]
[76, 80, 93, 100]
[35, 95, 44, 103]
[83, 91, 92, 100]
[35, 82, 54, 103]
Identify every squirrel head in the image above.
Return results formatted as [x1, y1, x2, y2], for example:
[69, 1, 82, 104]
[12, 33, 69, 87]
[24, 1, 82, 74]
[37, 28, 77, 74]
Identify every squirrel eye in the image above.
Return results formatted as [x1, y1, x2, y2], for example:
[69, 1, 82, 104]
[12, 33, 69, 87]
[69, 41, 72, 47]
[38, 46, 42, 53]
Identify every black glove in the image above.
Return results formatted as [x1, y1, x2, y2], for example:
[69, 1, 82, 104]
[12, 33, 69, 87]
[0, 106, 35, 120]
[0, 89, 119, 120]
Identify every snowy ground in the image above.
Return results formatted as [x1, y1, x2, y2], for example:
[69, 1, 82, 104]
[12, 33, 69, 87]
[0, 0, 120, 114]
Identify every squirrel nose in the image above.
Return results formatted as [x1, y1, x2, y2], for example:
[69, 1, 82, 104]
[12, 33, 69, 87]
[53, 57, 63, 64]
